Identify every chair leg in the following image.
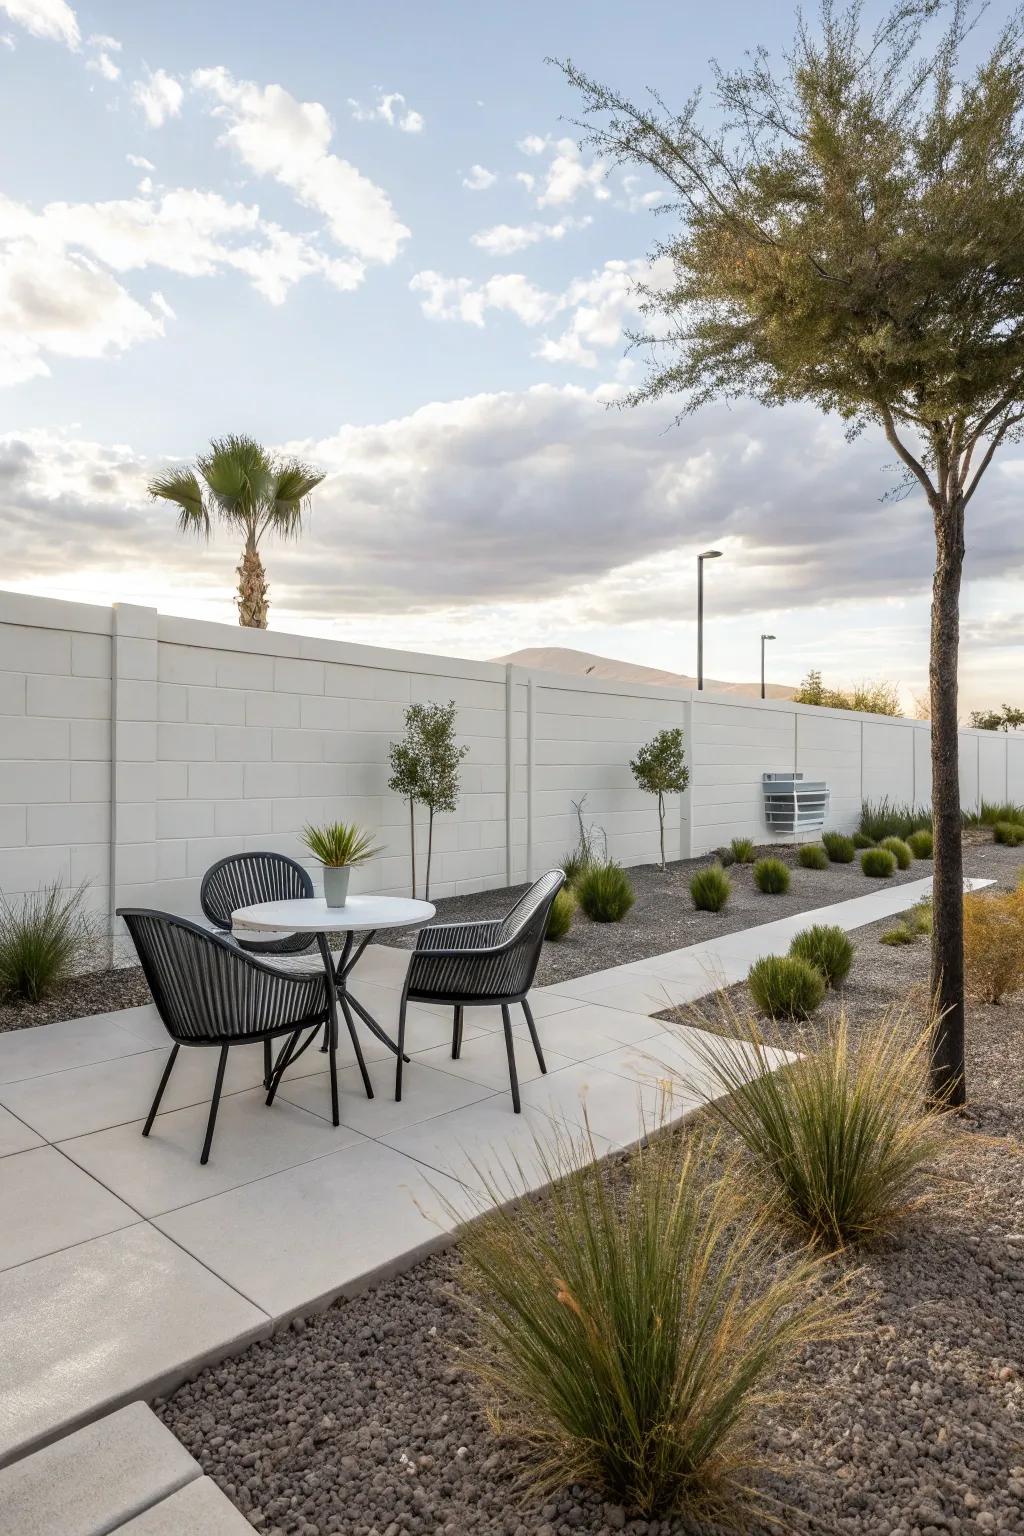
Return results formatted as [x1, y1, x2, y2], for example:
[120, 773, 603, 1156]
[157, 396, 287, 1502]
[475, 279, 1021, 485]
[201, 1045, 229, 1165]
[327, 1014, 341, 1127]
[501, 1004, 521, 1114]
[452, 1005, 464, 1059]
[143, 1044, 179, 1137]
[263, 1039, 272, 1090]
[265, 1029, 300, 1106]
[395, 994, 409, 1101]
[521, 997, 546, 1074]
[340, 995, 373, 1102]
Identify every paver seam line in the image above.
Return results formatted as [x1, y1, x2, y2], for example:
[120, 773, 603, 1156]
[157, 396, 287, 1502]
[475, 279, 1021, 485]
[0, 1099, 46, 1155]
[0, 1037, 158, 1087]
[275, 1076, 503, 1129]
[0, 1217, 149, 1280]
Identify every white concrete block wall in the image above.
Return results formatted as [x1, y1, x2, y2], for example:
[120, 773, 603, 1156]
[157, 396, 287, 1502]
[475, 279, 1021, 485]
[0, 590, 1019, 932]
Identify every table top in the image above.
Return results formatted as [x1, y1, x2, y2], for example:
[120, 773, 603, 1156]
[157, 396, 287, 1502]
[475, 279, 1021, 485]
[231, 894, 436, 935]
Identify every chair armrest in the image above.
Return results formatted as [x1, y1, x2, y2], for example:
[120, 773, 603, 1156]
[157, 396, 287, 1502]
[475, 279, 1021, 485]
[416, 919, 502, 953]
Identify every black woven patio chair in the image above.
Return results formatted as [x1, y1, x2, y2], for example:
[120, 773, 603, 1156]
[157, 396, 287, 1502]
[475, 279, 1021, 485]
[118, 909, 333, 1164]
[200, 851, 316, 957]
[394, 869, 565, 1112]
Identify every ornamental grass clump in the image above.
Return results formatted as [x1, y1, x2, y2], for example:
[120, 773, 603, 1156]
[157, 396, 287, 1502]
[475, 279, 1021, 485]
[798, 843, 829, 870]
[729, 836, 756, 864]
[789, 924, 854, 988]
[962, 888, 1024, 1003]
[861, 847, 897, 878]
[545, 887, 577, 941]
[747, 954, 825, 1020]
[993, 820, 1024, 847]
[753, 857, 790, 894]
[687, 1006, 946, 1250]
[576, 862, 635, 923]
[821, 832, 855, 864]
[859, 799, 931, 843]
[880, 836, 912, 870]
[906, 829, 933, 858]
[690, 864, 731, 912]
[852, 832, 875, 850]
[0, 883, 94, 1003]
[454, 1125, 844, 1522]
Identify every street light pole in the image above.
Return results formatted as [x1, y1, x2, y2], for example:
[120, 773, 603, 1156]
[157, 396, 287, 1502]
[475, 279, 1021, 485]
[696, 550, 722, 691]
[761, 633, 776, 700]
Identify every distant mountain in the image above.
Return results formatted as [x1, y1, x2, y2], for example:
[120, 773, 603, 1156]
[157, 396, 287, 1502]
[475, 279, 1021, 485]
[491, 646, 795, 700]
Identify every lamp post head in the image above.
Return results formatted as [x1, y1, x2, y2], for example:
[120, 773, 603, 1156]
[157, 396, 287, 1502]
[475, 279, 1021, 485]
[699, 549, 723, 560]
[762, 633, 776, 641]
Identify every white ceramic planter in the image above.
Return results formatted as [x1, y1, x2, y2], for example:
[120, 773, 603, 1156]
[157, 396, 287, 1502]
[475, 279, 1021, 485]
[323, 865, 351, 908]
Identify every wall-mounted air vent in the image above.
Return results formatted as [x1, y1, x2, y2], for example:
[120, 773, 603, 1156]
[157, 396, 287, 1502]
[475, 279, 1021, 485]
[762, 772, 830, 835]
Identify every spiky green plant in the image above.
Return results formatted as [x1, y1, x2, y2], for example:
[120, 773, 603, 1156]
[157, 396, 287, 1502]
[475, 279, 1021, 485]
[299, 822, 382, 867]
[687, 1006, 946, 1249]
[545, 887, 577, 941]
[454, 1125, 845, 1521]
[962, 799, 1024, 829]
[729, 837, 755, 864]
[906, 829, 933, 859]
[148, 434, 324, 629]
[821, 832, 855, 864]
[798, 844, 829, 871]
[880, 924, 916, 946]
[789, 924, 854, 988]
[753, 857, 790, 895]
[747, 954, 824, 1020]
[880, 836, 912, 870]
[859, 800, 932, 842]
[560, 847, 594, 890]
[690, 864, 731, 912]
[576, 862, 635, 923]
[0, 883, 94, 1003]
[852, 832, 876, 850]
[993, 820, 1024, 847]
[861, 847, 897, 878]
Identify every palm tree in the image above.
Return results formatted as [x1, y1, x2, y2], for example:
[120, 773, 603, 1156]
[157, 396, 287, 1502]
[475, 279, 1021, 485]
[148, 434, 325, 629]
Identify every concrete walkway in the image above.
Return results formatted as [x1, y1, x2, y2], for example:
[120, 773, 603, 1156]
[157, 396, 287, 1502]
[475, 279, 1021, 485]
[0, 875, 961, 1470]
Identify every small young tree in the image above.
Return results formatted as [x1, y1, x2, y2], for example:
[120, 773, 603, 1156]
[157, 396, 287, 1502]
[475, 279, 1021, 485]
[630, 727, 690, 870]
[388, 701, 468, 899]
[968, 704, 1024, 732]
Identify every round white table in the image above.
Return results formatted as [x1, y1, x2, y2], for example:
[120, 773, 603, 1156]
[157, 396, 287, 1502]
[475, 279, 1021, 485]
[231, 895, 435, 1123]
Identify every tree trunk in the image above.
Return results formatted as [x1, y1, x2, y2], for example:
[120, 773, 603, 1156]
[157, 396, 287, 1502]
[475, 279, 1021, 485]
[237, 540, 269, 628]
[928, 495, 967, 1107]
[658, 791, 666, 870]
[408, 798, 417, 899]
[425, 807, 434, 900]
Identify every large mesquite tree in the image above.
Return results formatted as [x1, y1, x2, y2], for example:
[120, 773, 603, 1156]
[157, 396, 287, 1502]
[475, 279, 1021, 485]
[558, 0, 1024, 1105]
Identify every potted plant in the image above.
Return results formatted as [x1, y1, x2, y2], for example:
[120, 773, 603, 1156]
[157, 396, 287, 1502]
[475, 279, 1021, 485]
[300, 822, 382, 908]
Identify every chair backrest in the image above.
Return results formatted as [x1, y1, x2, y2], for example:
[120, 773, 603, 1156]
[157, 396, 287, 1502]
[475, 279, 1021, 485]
[119, 909, 327, 1044]
[201, 852, 313, 932]
[410, 869, 564, 1003]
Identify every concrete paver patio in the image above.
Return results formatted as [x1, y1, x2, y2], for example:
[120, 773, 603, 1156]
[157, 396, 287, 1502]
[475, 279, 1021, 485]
[0, 874, 976, 1470]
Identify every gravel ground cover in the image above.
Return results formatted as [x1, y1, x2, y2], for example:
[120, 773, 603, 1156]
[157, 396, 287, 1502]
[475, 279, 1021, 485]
[155, 847, 1024, 1536]
[0, 832, 1012, 1035]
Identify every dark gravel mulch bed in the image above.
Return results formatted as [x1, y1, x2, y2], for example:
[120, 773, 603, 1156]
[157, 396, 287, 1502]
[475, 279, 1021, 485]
[155, 849, 1024, 1536]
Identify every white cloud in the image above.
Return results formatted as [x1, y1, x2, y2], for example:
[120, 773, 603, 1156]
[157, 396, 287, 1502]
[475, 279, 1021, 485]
[462, 164, 496, 191]
[471, 216, 590, 256]
[131, 67, 184, 127]
[410, 270, 557, 328]
[126, 153, 155, 171]
[0, 0, 78, 48]
[516, 133, 609, 208]
[517, 134, 547, 157]
[192, 66, 409, 265]
[349, 90, 424, 133]
[0, 32, 14, 47]
[514, 171, 535, 193]
[619, 174, 660, 213]
[85, 31, 119, 80]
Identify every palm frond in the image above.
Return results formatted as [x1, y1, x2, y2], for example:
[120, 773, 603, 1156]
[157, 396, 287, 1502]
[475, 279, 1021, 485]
[266, 459, 326, 538]
[147, 467, 210, 538]
[197, 434, 273, 531]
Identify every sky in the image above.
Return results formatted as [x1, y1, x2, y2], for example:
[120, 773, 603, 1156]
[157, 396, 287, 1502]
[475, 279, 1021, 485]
[0, 0, 1021, 712]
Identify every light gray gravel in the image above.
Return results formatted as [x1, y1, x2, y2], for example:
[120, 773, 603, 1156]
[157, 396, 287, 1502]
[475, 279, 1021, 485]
[155, 844, 1024, 1536]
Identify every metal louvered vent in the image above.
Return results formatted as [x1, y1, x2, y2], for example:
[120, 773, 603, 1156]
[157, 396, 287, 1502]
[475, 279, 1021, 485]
[762, 772, 830, 835]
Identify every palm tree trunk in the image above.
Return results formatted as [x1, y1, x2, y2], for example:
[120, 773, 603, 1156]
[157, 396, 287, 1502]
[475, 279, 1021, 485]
[929, 494, 966, 1107]
[237, 539, 269, 628]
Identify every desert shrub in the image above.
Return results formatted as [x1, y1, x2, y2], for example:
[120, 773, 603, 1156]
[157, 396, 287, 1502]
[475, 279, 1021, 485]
[880, 836, 912, 870]
[909, 897, 933, 934]
[715, 845, 736, 867]
[455, 1127, 842, 1521]
[963, 798, 1024, 829]
[880, 924, 915, 946]
[789, 924, 854, 987]
[690, 864, 731, 912]
[962, 889, 1024, 1003]
[753, 857, 790, 894]
[545, 887, 577, 941]
[860, 799, 931, 842]
[0, 884, 93, 1003]
[993, 820, 1024, 847]
[729, 836, 756, 864]
[560, 847, 594, 889]
[690, 1007, 945, 1248]
[576, 862, 635, 923]
[861, 847, 897, 878]
[906, 829, 933, 858]
[822, 832, 856, 864]
[852, 832, 876, 849]
[798, 844, 829, 870]
[747, 954, 825, 1019]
